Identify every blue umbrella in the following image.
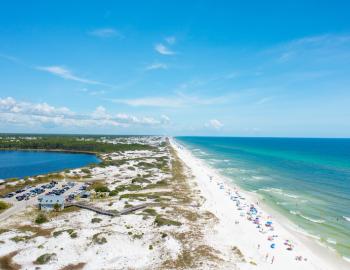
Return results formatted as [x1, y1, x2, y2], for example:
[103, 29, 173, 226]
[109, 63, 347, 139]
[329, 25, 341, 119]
[271, 243, 276, 249]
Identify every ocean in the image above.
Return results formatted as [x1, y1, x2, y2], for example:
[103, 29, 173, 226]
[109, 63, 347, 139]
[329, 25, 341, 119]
[0, 150, 100, 180]
[175, 136, 350, 260]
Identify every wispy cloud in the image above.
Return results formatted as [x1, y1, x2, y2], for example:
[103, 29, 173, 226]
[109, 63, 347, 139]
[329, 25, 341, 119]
[0, 53, 22, 64]
[155, 43, 175, 55]
[145, 62, 168, 70]
[88, 28, 122, 38]
[112, 97, 182, 107]
[255, 96, 273, 105]
[165, 36, 176, 45]
[265, 33, 350, 63]
[205, 119, 223, 130]
[0, 97, 167, 129]
[111, 93, 231, 108]
[36, 66, 102, 85]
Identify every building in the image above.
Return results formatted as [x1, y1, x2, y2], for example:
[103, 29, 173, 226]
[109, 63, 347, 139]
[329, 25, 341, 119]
[39, 195, 64, 211]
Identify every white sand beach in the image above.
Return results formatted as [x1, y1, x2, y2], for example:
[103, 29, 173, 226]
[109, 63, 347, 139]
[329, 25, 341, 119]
[170, 138, 349, 270]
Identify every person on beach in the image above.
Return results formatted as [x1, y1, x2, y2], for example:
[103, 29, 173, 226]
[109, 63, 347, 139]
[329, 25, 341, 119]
[265, 253, 269, 261]
[271, 256, 275, 264]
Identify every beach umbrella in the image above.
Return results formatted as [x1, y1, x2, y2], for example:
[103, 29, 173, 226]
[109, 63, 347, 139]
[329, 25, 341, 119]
[271, 243, 276, 249]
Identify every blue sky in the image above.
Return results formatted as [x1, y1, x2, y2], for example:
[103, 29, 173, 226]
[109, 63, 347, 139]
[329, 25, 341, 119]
[1, 0, 350, 137]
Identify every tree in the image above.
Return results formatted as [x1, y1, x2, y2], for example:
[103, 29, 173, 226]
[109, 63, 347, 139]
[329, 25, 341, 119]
[53, 203, 61, 212]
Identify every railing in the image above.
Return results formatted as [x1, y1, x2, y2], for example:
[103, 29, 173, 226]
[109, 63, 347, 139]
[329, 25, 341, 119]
[65, 202, 149, 217]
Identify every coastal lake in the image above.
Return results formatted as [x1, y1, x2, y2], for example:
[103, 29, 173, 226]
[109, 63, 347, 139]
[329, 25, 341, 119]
[0, 150, 100, 180]
[176, 136, 350, 261]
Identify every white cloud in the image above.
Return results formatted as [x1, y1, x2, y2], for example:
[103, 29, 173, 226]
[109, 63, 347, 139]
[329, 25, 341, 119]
[160, 115, 170, 124]
[146, 62, 168, 70]
[113, 97, 182, 108]
[0, 97, 166, 129]
[256, 96, 273, 105]
[37, 66, 101, 85]
[266, 33, 350, 63]
[205, 119, 223, 130]
[155, 43, 175, 55]
[89, 28, 122, 38]
[165, 36, 176, 44]
[111, 93, 231, 108]
[277, 51, 296, 63]
[0, 53, 22, 64]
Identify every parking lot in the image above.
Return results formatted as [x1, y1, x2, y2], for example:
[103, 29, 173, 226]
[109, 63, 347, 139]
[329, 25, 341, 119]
[0, 180, 91, 222]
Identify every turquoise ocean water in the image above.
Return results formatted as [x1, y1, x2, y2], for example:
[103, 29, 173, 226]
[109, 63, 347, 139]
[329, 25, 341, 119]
[175, 137, 350, 260]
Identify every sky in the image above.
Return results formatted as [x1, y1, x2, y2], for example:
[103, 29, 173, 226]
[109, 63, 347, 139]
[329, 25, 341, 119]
[1, 0, 350, 137]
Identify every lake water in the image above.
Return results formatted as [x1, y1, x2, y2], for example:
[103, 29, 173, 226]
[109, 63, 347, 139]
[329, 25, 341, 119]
[0, 150, 99, 179]
[175, 136, 350, 260]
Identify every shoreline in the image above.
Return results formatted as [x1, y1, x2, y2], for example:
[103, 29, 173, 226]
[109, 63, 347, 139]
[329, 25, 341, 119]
[170, 138, 349, 269]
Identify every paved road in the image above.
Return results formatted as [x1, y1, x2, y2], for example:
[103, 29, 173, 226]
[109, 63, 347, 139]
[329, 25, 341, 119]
[0, 181, 84, 222]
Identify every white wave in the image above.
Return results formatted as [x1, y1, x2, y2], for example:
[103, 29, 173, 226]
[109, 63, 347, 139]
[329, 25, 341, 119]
[276, 201, 288, 206]
[300, 214, 325, 224]
[343, 256, 350, 263]
[284, 193, 299, 199]
[326, 238, 337, 245]
[343, 216, 350, 222]
[317, 241, 337, 252]
[297, 230, 321, 240]
[290, 210, 300, 215]
[258, 188, 300, 199]
[259, 188, 282, 193]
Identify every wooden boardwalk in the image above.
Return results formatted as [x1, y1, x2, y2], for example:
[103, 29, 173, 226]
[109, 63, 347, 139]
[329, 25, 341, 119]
[65, 202, 148, 217]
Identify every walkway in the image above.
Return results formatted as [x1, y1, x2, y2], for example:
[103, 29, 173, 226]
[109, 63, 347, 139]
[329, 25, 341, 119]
[65, 202, 148, 217]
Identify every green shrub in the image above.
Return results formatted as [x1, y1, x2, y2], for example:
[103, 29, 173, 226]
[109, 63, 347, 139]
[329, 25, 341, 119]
[92, 233, 107, 245]
[11, 235, 30, 242]
[0, 201, 10, 211]
[94, 185, 110, 193]
[109, 190, 118, 196]
[35, 213, 48, 224]
[53, 229, 76, 238]
[143, 208, 157, 216]
[34, 253, 56, 264]
[154, 215, 181, 227]
[81, 168, 91, 174]
[91, 218, 102, 223]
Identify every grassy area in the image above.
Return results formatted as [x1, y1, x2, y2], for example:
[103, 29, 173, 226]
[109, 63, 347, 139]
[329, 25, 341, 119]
[53, 229, 77, 238]
[17, 225, 53, 238]
[0, 201, 10, 213]
[109, 184, 142, 196]
[154, 215, 181, 227]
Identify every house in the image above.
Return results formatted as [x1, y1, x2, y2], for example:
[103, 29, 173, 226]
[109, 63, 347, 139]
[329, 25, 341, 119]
[39, 195, 64, 211]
